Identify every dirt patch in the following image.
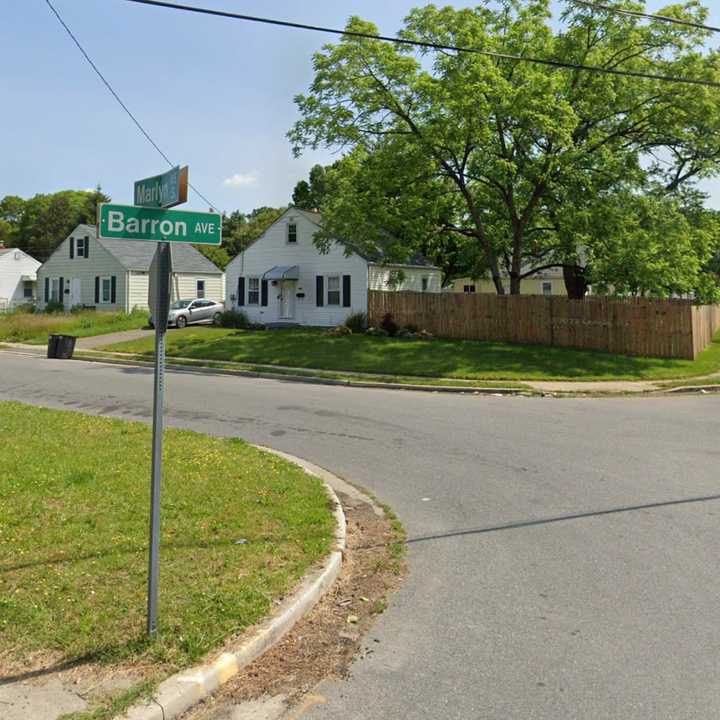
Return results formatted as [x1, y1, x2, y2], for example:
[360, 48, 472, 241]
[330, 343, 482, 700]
[180, 491, 406, 719]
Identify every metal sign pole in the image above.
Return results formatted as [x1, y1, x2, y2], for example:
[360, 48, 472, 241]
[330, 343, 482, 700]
[147, 241, 171, 637]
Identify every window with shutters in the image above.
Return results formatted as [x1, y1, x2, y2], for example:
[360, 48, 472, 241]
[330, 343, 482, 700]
[327, 276, 340, 306]
[101, 276, 112, 304]
[463, 284, 476, 294]
[50, 278, 60, 302]
[287, 223, 297, 244]
[75, 237, 86, 257]
[248, 277, 260, 305]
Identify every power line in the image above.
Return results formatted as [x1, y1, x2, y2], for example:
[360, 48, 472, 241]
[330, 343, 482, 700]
[572, 1, 720, 34]
[44, 0, 217, 210]
[121, 0, 720, 89]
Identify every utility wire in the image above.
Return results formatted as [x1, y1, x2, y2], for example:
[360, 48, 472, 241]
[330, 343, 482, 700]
[44, 0, 217, 210]
[571, 1, 720, 34]
[121, 0, 720, 89]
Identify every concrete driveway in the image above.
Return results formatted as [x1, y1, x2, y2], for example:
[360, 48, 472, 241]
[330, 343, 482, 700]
[1, 350, 719, 719]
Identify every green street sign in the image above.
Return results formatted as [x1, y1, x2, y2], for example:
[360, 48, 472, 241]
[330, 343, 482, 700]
[98, 203, 222, 245]
[134, 166, 188, 208]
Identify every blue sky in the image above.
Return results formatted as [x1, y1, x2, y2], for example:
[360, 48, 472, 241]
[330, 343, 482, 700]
[1, 1, 719, 213]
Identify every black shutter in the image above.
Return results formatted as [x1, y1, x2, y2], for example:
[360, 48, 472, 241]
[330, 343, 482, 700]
[44, 277, 49, 303]
[59, 277, 64, 302]
[84, 236, 89, 258]
[261, 279, 268, 307]
[342, 275, 351, 307]
[237, 276, 245, 306]
[69, 238, 74, 259]
[94, 276, 100, 304]
[111, 276, 117, 304]
[316, 276, 324, 307]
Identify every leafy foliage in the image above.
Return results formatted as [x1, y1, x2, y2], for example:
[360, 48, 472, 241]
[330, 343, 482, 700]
[217, 309, 250, 328]
[0, 187, 109, 261]
[288, 2, 720, 298]
[343, 311, 368, 332]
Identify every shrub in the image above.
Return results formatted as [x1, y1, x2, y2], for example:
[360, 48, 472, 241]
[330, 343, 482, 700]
[14, 303, 36, 314]
[248, 322, 266, 331]
[344, 312, 367, 333]
[402, 323, 419, 333]
[366, 326, 389, 337]
[380, 313, 398, 337]
[44, 300, 64, 314]
[217, 309, 249, 328]
[70, 304, 85, 314]
[327, 324, 352, 336]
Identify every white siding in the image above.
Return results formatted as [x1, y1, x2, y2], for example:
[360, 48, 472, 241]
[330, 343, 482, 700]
[225, 210, 368, 327]
[37, 232, 128, 311]
[368, 265, 442, 292]
[127, 272, 225, 311]
[0, 250, 41, 309]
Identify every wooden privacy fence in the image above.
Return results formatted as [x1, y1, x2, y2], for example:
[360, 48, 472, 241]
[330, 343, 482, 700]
[368, 291, 720, 360]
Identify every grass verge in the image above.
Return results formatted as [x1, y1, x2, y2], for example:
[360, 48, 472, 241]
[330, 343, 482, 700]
[0, 309, 147, 344]
[0, 401, 334, 675]
[98, 326, 720, 382]
[75, 350, 531, 390]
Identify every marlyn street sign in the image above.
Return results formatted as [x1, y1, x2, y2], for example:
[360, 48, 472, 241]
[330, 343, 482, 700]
[98, 203, 222, 245]
[135, 165, 188, 208]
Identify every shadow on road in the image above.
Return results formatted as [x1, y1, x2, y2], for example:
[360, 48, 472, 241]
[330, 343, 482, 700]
[403, 491, 720, 546]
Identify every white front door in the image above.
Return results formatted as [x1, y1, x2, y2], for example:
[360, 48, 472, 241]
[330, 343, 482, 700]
[69, 279, 81, 308]
[280, 282, 295, 319]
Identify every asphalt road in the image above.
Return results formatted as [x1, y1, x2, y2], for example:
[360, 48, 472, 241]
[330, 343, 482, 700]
[2, 350, 720, 719]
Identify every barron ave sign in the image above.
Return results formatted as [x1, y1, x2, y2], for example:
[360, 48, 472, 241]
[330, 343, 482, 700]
[98, 203, 222, 245]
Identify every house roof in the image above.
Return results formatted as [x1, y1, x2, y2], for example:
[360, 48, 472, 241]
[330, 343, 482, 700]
[0, 248, 13, 257]
[74, 225, 222, 274]
[285, 207, 439, 270]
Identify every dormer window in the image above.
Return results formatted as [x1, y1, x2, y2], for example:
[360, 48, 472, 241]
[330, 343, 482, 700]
[287, 222, 297, 244]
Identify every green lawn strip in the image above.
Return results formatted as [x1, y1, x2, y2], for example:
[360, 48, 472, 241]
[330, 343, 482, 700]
[98, 326, 720, 382]
[0, 401, 334, 677]
[0, 309, 148, 344]
[75, 350, 531, 390]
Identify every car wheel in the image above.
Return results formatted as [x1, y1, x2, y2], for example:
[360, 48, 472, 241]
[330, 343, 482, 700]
[176, 316, 187, 329]
[213, 312, 222, 326]
[148, 320, 154, 329]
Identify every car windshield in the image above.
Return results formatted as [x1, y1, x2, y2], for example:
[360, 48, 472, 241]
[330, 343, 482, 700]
[170, 300, 192, 310]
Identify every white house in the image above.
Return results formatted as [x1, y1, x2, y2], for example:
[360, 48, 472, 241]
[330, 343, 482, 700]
[37, 224, 224, 312]
[224, 208, 442, 326]
[0, 247, 41, 311]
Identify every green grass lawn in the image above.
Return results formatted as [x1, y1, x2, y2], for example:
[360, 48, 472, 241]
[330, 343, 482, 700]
[99, 326, 720, 382]
[0, 401, 334, 673]
[0, 309, 147, 344]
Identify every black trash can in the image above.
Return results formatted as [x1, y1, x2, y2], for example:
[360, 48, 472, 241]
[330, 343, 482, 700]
[48, 334, 77, 359]
[47, 334, 60, 358]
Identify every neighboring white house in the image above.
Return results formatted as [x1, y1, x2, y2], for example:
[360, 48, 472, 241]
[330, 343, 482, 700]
[37, 224, 224, 312]
[224, 208, 442, 326]
[0, 247, 41, 311]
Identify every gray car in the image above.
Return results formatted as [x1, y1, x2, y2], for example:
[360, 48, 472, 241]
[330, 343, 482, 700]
[149, 298, 224, 329]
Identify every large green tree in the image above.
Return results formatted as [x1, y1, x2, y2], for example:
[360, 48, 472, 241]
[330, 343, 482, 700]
[1, 187, 110, 261]
[289, 1, 720, 297]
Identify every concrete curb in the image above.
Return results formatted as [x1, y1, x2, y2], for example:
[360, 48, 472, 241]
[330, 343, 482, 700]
[119, 449, 347, 720]
[68, 351, 527, 395]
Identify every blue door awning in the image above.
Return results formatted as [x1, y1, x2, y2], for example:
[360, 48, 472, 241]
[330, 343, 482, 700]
[263, 265, 299, 281]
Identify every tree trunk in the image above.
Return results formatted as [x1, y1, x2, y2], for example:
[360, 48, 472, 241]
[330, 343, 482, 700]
[563, 265, 589, 299]
[509, 273, 521, 294]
